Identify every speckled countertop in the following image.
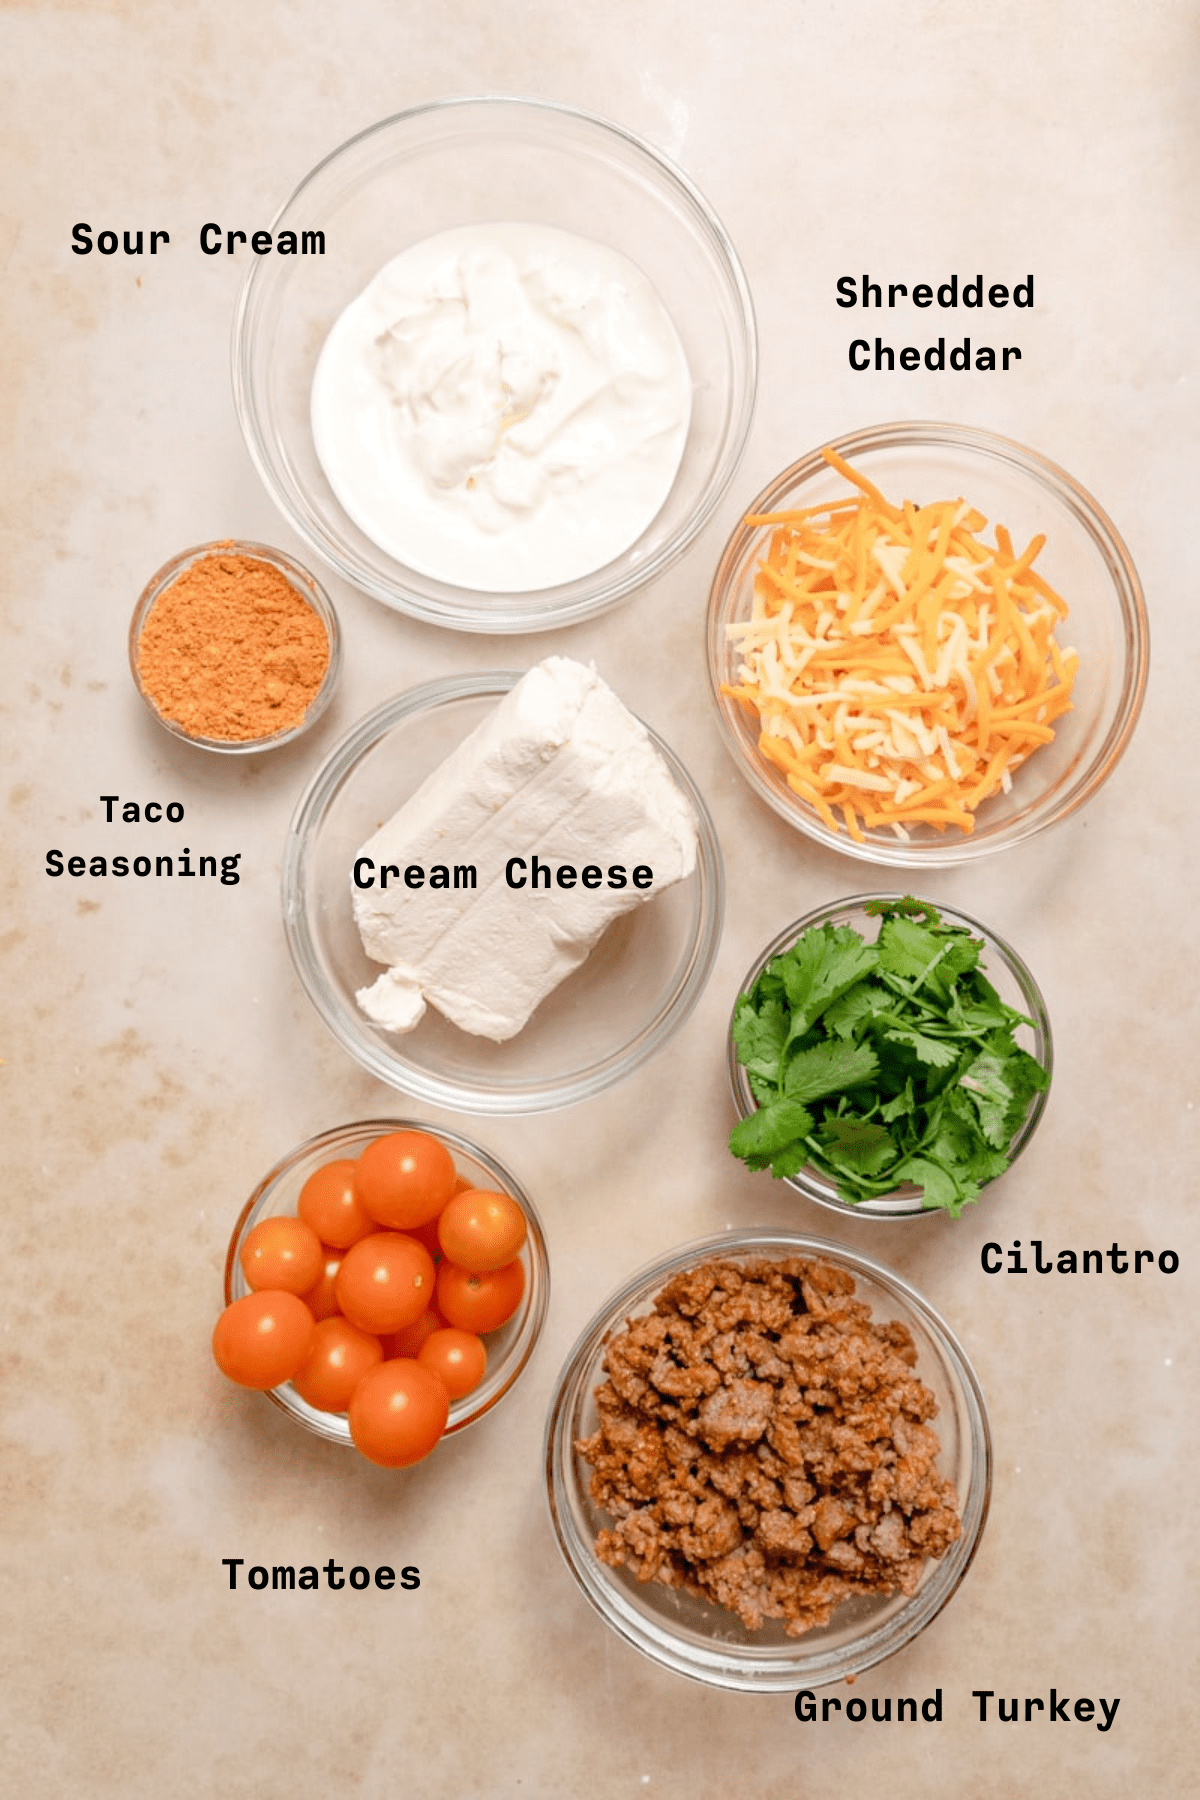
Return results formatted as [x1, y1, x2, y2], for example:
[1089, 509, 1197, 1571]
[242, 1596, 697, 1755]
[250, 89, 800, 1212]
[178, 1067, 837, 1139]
[3, 4, 1198, 1796]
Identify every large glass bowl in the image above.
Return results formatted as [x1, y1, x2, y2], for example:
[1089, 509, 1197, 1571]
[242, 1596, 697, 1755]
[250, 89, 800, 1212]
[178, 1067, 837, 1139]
[282, 671, 725, 1114]
[233, 95, 757, 632]
[707, 421, 1148, 866]
[544, 1230, 990, 1691]
[727, 896, 1052, 1221]
[223, 1118, 549, 1445]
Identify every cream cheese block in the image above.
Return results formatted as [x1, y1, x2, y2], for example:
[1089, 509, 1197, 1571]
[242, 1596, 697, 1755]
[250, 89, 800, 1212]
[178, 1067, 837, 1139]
[352, 657, 698, 1041]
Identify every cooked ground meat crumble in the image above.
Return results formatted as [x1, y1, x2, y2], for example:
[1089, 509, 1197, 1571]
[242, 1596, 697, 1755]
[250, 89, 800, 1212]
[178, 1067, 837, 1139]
[575, 1256, 961, 1637]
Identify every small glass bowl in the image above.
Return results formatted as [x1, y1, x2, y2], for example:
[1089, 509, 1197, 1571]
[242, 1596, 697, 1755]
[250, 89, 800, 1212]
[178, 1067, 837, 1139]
[232, 95, 757, 633]
[545, 1229, 990, 1691]
[129, 540, 341, 754]
[707, 421, 1148, 866]
[282, 671, 725, 1114]
[223, 1118, 549, 1444]
[728, 895, 1052, 1221]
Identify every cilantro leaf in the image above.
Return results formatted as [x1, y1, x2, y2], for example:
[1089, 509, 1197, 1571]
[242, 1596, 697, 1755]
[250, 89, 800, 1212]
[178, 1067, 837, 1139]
[880, 1079, 915, 1123]
[731, 993, 788, 1092]
[774, 924, 879, 1038]
[957, 1049, 1018, 1147]
[766, 1139, 814, 1181]
[811, 1116, 897, 1177]
[876, 913, 982, 1015]
[729, 1099, 814, 1168]
[823, 981, 888, 1039]
[784, 1039, 880, 1102]
[996, 1042, 1050, 1137]
[804, 1121, 900, 1204]
[878, 1024, 961, 1069]
[875, 913, 952, 980]
[953, 971, 1021, 1033]
[892, 1156, 981, 1217]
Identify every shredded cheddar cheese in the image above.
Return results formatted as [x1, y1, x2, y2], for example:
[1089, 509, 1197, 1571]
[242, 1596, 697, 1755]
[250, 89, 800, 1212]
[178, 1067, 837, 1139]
[723, 447, 1078, 841]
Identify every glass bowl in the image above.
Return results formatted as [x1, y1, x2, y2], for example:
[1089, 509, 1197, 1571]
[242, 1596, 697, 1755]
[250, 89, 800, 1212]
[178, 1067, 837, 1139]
[232, 95, 757, 633]
[282, 671, 725, 1114]
[545, 1229, 990, 1691]
[223, 1118, 549, 1444]
[728, 895, 1052, 1221]
[707, 421, 1148, 866]
[129, 540, 341, 754]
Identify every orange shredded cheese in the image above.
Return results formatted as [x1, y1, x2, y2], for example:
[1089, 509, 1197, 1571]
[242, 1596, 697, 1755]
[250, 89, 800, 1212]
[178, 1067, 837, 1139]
[724, 448, 1078, 840]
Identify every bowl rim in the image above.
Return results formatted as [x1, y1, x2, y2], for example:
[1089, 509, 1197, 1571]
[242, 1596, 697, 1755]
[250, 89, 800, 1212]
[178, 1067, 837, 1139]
[223, 1115, 550, 1442]
[281, 668, 726, 1114]
[543, 1226, 992, 1691]
[706, 418, 1150, 865]
[231, 92, 758, 634]
[725, 892, 1053, 1220]
[128, 538, 341, 754]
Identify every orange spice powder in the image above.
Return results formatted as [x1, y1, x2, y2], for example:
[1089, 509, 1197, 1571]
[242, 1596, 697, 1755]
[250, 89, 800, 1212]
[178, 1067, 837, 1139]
[137, 549, 331, 742]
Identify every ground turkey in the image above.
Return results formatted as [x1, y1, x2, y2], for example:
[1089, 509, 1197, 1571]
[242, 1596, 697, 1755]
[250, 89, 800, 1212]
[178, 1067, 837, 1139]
[576, 1256, 961, 1637]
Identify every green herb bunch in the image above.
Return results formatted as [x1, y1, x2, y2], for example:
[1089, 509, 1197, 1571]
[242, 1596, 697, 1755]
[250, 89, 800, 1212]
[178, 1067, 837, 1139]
[729, 898, 1049, 1216]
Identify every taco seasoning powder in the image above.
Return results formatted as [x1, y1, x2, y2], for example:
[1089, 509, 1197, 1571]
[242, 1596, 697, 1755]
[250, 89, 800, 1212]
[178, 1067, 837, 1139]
[135, 547, 331, 742]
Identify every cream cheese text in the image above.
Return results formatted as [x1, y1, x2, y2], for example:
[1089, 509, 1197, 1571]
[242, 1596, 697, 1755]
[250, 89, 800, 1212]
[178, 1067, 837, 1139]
[351, 658, 698, 1041]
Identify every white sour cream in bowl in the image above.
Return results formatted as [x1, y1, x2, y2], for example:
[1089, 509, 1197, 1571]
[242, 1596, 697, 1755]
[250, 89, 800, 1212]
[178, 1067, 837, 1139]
[311, 223, 692, 592]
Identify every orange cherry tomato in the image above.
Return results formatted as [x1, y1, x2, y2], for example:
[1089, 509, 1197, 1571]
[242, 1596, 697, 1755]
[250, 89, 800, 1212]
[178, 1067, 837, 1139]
[402, 1213, 444, 1262]
[239, 1215, 324, 1296]
[336, 1232, 436, 1334]
[292, 1316, 384, 1413]
[354, 1131, 457, 1230]
[384, 1305, 448, 1359]
[301, 1247, 345, 1322]
[418, 1327, 487, 1400]
[213, 1291, 315, 1390]
[437, 1188, 527, 1272]
[436, 1257, 525, 1334]
[297, 1158, 375, 1249]
[348, 1359, 449, 1468]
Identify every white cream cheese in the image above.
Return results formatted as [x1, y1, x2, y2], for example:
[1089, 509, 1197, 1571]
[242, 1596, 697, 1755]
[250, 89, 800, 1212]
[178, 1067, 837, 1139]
[311, 223, 692, 592]
[352, 658, 698, 1041]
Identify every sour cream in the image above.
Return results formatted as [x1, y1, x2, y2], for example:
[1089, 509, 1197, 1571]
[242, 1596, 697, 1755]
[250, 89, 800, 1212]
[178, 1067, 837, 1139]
[311, 223, 692, 592]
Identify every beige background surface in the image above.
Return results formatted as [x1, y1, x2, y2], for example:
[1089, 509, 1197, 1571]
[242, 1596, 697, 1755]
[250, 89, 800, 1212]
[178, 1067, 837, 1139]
[3, 3, 1197, 1796]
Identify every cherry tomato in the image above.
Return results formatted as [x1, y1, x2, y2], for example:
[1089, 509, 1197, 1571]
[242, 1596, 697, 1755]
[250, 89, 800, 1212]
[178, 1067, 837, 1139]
[301, 1247, 345, 1322]
[437, 1257, 525, 1334]
[348, 1359, 449, 1468]
[384, 1305, 448, 1359]
[354, 1131, 456, 1230]
[418, 1327, 487, 1400]
[297, 1158, 375, 1249]
[402, 1213, 444, 1262]
[292, 1316, 383, 1413]
[336, 1231, 436, 1334]
[239, 1214, 324, 1296]
[437, 1188, 527, 1272]
[213, 1291, 315, 1390]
